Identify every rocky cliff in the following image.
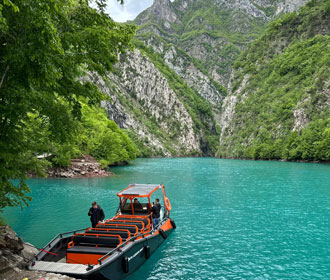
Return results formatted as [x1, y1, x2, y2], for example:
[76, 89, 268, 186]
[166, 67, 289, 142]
[134, 0, 307, 89]
[218, 0, 330, 161]
[0, 225, 74, 280]
[88, 49, 218, 156]
[101, 0, 312, 158]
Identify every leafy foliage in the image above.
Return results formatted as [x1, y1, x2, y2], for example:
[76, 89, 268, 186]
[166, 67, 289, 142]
[0, 0, 136, 210]
[78, 103, 139, 167]
[24, 100, 139, 169]
[219, 0, 330, 162]
[0, 214, 5, 226]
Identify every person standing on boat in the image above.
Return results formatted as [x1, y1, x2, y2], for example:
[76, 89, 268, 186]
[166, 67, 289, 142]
[151, 198, 161, 230]
[88, 201, 105, 228]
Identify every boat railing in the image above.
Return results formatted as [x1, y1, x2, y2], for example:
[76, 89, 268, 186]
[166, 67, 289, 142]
[35, 228, 88, 260]
[97, 231, 148, 264]
[97, 217, 169, 265]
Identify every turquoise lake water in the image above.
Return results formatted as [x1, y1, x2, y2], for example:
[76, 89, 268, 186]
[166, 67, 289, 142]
[4, 158, 330, 279]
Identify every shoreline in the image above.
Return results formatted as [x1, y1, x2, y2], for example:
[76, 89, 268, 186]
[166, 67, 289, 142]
[30, 155, 113, 179]
[214, 156, 330, 165]
[0, 225, 75, 280]
[27, 155, 329, 180]
[136, 155, 330, 165]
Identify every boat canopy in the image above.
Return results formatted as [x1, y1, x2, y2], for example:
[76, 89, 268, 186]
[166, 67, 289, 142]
[117, 184, 161, 198]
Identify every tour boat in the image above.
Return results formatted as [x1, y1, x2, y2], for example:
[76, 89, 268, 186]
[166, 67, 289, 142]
[29, 184, 176, 279]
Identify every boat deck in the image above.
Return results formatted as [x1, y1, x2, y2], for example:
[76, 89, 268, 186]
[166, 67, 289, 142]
[64, 214, 152, 265]
[30, 261, 88, 274]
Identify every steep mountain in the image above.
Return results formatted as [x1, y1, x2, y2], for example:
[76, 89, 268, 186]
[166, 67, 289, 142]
[219, 0, 330, 161]
[99, 0, 311, 158]
[134, 0, 307, 90]
[89, 49, 218, 156]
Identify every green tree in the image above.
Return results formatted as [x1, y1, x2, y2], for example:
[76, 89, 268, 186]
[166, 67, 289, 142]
[78, 103, 139, 167]
[0, 0, 136, 210]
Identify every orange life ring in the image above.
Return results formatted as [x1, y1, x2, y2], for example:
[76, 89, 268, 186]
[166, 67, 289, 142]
[68, 241, 74, 248]
[164, 197, 171, 212]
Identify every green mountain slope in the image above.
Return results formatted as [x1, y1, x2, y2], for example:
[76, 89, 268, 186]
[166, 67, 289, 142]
[135, 0, 306, 89]
[99, 0, 310, 158]
[219, 0, 330, 161]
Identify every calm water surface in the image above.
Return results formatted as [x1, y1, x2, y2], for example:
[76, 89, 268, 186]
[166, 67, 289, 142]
[4, 158, 330, 279]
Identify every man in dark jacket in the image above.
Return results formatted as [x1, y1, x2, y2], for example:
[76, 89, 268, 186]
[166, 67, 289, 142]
[88, 201, 105, 228]
[151, 198, 161, 230]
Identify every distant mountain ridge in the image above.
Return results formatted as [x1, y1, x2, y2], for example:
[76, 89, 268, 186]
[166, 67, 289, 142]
[134, 0, 307, 88]
[218, 0, 330, 161]
[97, 0, 329, 160]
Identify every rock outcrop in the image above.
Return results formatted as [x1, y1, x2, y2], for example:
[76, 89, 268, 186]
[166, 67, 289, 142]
[136, 0, 179, 25]
[0, 225, 75, 280]
[275, 0, 308, 15]
[219, 74, 249, 142]
[88, 49, 208, 156]
[47, 155, 110, 178]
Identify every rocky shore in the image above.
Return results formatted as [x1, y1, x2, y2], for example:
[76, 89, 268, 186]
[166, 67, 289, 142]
[47, 155, 112, 178]
[0, 225, 76, 280]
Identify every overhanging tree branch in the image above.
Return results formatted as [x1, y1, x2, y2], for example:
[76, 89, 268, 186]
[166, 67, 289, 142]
[0, 66, 9, 89]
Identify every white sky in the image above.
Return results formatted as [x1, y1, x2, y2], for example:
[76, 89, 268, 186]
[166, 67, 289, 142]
[106, 0, 154, 22]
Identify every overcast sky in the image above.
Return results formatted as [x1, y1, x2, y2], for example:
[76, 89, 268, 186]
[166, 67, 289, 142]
[106, 0, 154, 22]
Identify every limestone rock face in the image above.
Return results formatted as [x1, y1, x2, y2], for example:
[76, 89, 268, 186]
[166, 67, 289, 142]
[219, 74, 249, 141]
[135, 0, 179, 26]
[143, 36, 225, 116]
[275, 0, 308, 14]
[21, 243, 39, 261]
[88, 49, 201, 156]
[292, 108, 309, 131]
[134, 0, 307, 90]
[214, 0, 267, 19]
[163, 46, 223, 107]
[0, 225, 76, 280]
[0, 225, 24, 254]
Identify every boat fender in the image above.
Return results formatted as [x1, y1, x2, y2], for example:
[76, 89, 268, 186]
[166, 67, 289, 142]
[170, 219, 176, 229]
[159, 229, 167, 239]
[122, 256, 129, 273]
[164, 197, 172, 212]
[144, 245, 151, 259]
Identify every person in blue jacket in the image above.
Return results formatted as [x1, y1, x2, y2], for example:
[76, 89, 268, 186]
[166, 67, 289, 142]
[88, 201, 105, 228]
